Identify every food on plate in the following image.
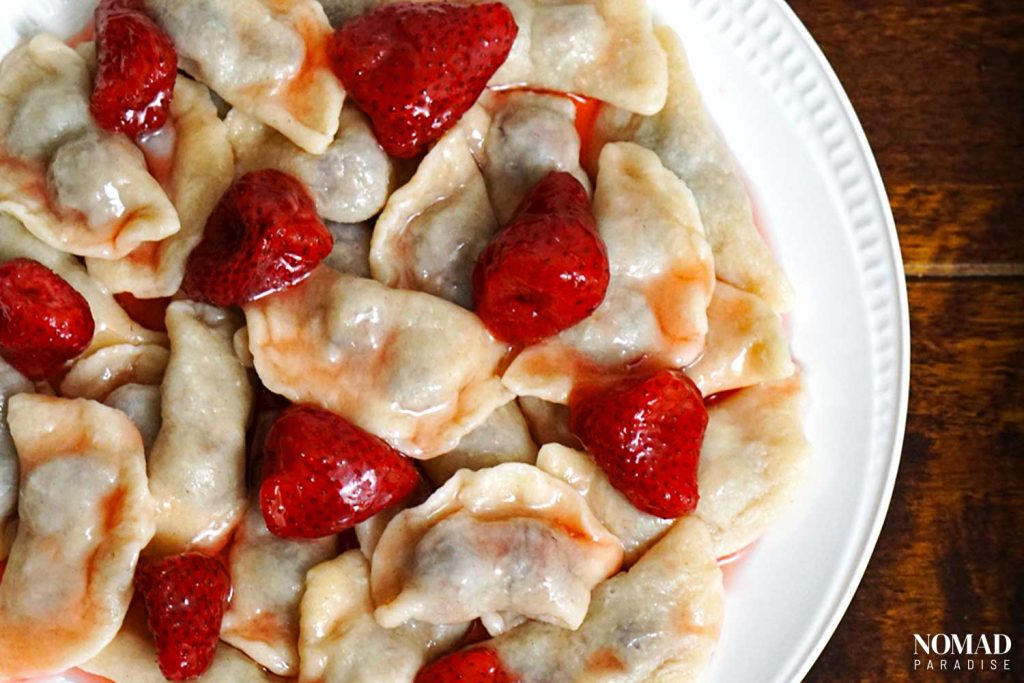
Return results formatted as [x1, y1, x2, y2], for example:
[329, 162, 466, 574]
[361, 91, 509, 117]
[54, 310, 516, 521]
[0, 0, 806, 679]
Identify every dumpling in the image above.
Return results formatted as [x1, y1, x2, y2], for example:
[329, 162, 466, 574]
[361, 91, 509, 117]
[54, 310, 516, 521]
[85, 77, 235, 297]
[83, 604, 286, 683]
[516, 396, 581, 449]
[592, 28, 794, 313]
[147, 302, 252, 554]
[387, 0, 667, 115]
[244, 267, 512, 459]
[228, 105, 394, 223]
[422, 401, 539, 486]
[370, 107, 498, 308]
[684, 282, 795, 396]
[0, 36, 179, 259]
[0, 357, 31, 530]
[299, 551, 468, 683]
[490, 517, 723, 682]
[0, 214, 167, 353]
[104, 383, 163, 454]
[503, 142, 715, 403]
[0, 394, 155, 678]
[536, 443, 671, 565]
[477, 90, 590, 224]
[370, 463, 622, 632]
[145, 0, 345, 154]
[696, 375, 809, 557]
[59, 343, 169, 400]
[324, 221, 372, 277]
[221, 505, 340, 676]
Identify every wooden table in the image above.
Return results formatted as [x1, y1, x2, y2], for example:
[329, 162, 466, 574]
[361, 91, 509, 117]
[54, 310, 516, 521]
[785, 1, 1024, 680]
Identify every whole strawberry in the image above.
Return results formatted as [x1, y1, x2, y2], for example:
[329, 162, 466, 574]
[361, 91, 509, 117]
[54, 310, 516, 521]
[473, 171, 609, 345]
[91, 0, 177, 138]
[415, 648, 516, 683]
[570, 369, 708, 518]
[181, 170, 333, 306]
[135, 552, 231, 681]
[0, 258, 94, 380]
[259, 405, 421, 539]
[329, 2, 517, 158]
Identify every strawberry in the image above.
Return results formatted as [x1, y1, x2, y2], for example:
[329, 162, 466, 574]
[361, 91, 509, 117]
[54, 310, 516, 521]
[259, 405, 421, 539]
[181, 170, 333, 307]
[473, 171, 609, 345]
[329, 2, 517, 158]
[134, 552, 231, 681]
[415, 648, 516, 683]
[0, 258, 94, 381]
[114, 292, 171, 331]
[569, 369, 708, 518]
[91, 0, 177, 138]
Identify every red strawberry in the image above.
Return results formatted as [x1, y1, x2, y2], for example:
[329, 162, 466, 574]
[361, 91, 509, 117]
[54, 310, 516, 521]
[134, 552, 231, 681]
[329, 2, 517, 158]
[570, 369, 708, 518]
[473, 171, 609, 345]
[259, 405, 421, 539]
[181, 170, 333, 307]
[0, 258, 94, 380]
[114, 292, 171, 331]
[415, 648, 516, 683]
[91, 0, 177, 138]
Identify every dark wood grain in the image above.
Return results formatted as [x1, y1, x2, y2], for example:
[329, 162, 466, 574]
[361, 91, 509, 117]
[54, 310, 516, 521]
[788, 0, 1024, 276]
[784, 0, 1024, 679]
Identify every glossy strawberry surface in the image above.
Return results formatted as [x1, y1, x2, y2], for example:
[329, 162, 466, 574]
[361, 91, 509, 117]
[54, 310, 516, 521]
[0, 258, 94, 380]
[181, 170, 333, 307]
[415, 648, 517, 683]
[91, 0, 177, 138]
[259, 405, 421, 539]
[329, 2, 517, 158]
[473, 171, 610, 345]
[570, 369, 708, 518]
[135, 552, 231, 681]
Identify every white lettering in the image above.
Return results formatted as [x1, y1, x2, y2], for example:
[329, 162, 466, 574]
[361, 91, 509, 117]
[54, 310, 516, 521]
[913, 633, 931, 655]
[951, 633, 970, 654]
[995, 634, 1012, 655]
[932, 634, 951, 655]
[976, 633, 991, 655]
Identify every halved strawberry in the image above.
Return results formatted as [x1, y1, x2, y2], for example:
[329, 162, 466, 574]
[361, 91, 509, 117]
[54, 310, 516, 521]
[0, 258, 95, 380]
[259, 405, 421, 539]
[570, 369, 708, 518]
[329, 2, 517, 158]
[181, 170, 333, 306]
[91, 0, 177, 138]
[473, 171, 609, 345]
[134, 552, 231, 681]
[415, 648, 516, 683]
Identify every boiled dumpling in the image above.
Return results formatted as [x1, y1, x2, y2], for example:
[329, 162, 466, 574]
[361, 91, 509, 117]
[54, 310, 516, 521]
[0, 36, 179, 259]
[370, 463, 623, 632]
[592, 28, 794, 312]
[299, 551, 468, 683]
[145, 0, 345, 154]
[147, 302, 252, 553]
[221, 505, 340, 675]
[244, 267, 512, 459]
[489, 517, 723, 682]
[0, 395, 154, 678]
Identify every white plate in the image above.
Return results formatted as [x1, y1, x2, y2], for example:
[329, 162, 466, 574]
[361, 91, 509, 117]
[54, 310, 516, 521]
[1, 0, 908, 681]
